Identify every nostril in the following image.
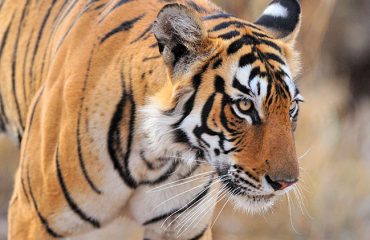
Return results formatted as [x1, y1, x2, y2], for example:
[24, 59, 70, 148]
[265, 175, 297, 191]
[265, 175, 282, 191]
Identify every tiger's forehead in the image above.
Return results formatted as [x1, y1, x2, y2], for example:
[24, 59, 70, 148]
[216, 35, 297, 101]
[207, 22, 298, 99]
[230, 60, 296, 100]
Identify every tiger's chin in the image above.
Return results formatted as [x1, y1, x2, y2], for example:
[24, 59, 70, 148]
[229, 193, 277, 215]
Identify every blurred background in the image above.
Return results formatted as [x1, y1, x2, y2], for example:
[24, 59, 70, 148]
[1, 0, 370, 239]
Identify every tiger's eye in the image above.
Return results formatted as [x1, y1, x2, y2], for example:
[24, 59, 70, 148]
[238, 99, 252, 113]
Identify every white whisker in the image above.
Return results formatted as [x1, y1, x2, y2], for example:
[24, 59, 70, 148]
[296, 184, 313, 220]
[286, 193, 299, 234]
[177, 184, 231, 236]
[298, 147, 312, 160]
[161, 177, 225, 230]
[211, 191, 232, 229]
[172, 180, 229, 232]
[177, 187, 228, 237]
[152, 176, 219, 212]
[148, 171, 215, 192]
[166, 177, 227, 228]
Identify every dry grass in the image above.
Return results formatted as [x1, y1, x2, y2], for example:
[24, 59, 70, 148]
[1, 0, 370, 239]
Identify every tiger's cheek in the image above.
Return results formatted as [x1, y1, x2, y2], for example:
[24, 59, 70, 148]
[221, 105, 266, 172]
[222, 104, 246, 133]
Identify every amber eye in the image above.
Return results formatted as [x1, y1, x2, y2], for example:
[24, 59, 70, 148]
[237, 99, 253, 114]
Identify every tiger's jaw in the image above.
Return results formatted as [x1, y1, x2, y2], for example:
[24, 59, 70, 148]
[216, 165, 293, 214]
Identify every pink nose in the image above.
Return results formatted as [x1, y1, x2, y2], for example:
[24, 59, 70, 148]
[266, 175, 298, 191]
[277, 180, 296, 190]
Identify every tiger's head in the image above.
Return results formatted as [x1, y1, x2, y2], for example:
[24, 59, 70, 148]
[143, 0, 303, 213]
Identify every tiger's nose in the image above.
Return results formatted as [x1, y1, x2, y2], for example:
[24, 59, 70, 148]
[265, 175, 298, 191]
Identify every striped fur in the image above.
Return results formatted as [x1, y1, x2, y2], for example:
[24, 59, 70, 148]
[0, 0, 302, 239]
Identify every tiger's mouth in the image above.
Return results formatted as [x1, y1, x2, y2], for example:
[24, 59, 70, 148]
[217, 166, 278, 214]
[220, 177, 277, 213]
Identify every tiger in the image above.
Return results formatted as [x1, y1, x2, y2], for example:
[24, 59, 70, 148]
[0, 0, 303, 239]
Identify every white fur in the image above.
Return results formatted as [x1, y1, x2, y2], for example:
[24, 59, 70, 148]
[262, 3, 289, 18]
[235, 65, 253, 90]
[140, 95, 199, 165]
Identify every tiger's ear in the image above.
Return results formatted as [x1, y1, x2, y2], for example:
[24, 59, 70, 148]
[152, 4, 208, 76]
[255, 0, 301, 45]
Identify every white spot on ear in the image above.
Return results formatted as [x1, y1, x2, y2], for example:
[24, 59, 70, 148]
[262, 3, 288, 18]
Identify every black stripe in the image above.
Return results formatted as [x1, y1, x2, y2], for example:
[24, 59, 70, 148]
[56, 147, 100, 228]
[265, 53, 285, 65]
[149, 42, 158, 48]
[212, 58, 222, 69]
[140, 160, 180, 185]
[11, 1, 31, 130]
[97, 0, 132, 24]
[220, 95, 241, 133]
[77, 46, 102, 194]
[239, 53, 257, 67]
[130, 24, 152, 44]
[227, 35, 253, 55]
[193, 94, 222, 149]
[110, 0, 133, 14]
[214, 75, 225, 93]
[0, 87, 8, 131]
[249, 67, 264, 84]
[172, 63, 209, 128]
[20, 88, 44, 204]
[233, 77, 252, 95]
[55, 6, 91, 53]
[140, 150, 167, 170]
[143, 176, 213, 225]
[100, 14, 145, 43]
[54, 0, 79, 29]
[211, 21, 262, 32]
[227, 34, 282, 55]
[187, 0, 207, 13]
[252, 31, 272, 39]
[0, 13, 15, 62]
[27, 167, 63, 238]
[24, 89, 62, 237]
[238, 175, 259, 189]
[201, 94, 216, 130]
[218, 30, 240, 40]
[174, 129, 190, 144]
[210, 20, 245, 32]
[189, 227, 208, 240]
[21, 29, 34, 105]
[257, 38, 282, 53]
[257, 82, 261, 95]
[0, 116, 4, 132]
[29, 0, 57, 87]
[107, 71, 138, 188]
[203, 13, 232, 20]
[94, 3, 107, 11]
[39, 0, 70, 81]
